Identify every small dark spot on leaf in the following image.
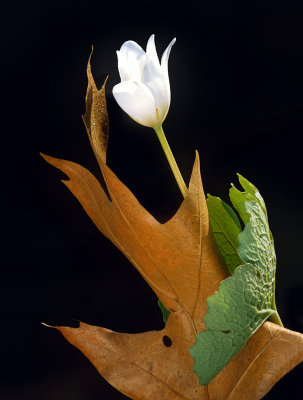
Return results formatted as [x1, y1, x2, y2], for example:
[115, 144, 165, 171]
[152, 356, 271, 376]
[163, 335, 172, 347]
[221, 330, 230, 334]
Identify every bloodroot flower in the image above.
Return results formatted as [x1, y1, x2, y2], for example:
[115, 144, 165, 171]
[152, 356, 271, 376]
[113, 33, 187, 198]
[113, 34, 176, 128]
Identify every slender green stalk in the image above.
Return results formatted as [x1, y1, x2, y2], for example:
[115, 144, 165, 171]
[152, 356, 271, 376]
[269, 288, 283, 326]
[269, 310, 283, 326]
[154, 125, 188, 198]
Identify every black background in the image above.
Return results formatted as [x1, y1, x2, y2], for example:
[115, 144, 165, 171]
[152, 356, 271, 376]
[1, 0, 303, 399]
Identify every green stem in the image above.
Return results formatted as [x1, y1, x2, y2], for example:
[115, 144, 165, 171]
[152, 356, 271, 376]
[269, 289, 283, 326]
[269, 310, 283, 326]
[154, 125, 188, 198]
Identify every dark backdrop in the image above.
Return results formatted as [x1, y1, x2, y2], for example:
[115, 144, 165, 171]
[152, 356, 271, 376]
[1, 1, 303, 399]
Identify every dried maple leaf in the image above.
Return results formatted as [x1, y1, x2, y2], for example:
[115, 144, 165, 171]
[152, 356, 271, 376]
[41, 55, 303, 400]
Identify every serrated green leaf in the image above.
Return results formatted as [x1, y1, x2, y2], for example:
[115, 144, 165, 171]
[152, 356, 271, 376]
[237, 174, 267, 215]
[190, 175, 282, 385]
[231, 175, 276, 287]
[229, 174, 268, 224]
[158, 300, 170, 323]
[229, 184, 254, 225]
[238, 200, 276, 287]
[237, 173, 257, 196]
[207, 195, 243, 274]
[189, 263, 275, 384]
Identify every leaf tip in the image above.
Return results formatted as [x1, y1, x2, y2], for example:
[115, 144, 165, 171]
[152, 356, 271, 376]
[236, 173, 246, 186]
[40, 152, 54, 164]
[42, 320, 81, 330]
[86, 46, 96, 88]
[192, 150, 201, 174]
[88, 45, 94, 66]
[40, 152, 62, 170]
[194, 149, 200, 163]
[229, 183, 237, 196]
[236, 173, 246, 183]
[41, 322, 56, 329]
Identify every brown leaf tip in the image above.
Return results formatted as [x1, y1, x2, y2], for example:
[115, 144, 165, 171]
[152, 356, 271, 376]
[41, 322, 55, 329]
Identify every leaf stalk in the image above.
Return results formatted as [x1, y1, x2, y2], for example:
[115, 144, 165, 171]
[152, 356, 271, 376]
[269, 311, 283, 326]
[270, 291, 283, 326]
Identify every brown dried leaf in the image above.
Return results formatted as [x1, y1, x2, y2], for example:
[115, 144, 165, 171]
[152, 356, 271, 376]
[56, 321, 303, 400]
[41, 55, 303, 400]
[82, 48, 109, 164]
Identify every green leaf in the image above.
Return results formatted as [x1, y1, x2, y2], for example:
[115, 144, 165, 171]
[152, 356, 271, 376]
[229, 173, 267, 224]
[207, 195, 243, 274]
[158, 300, 170, 323]
[189, 263, 274, 385]
[190, 175, 282, 385]
[238, 200, 276, 286]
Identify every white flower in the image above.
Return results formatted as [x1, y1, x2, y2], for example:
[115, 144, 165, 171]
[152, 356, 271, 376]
[112, 34, 176, 128]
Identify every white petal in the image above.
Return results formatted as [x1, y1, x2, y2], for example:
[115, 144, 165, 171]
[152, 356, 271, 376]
[117, 51, 141, 82]
[161, 37, 176, 72]
[143, 36, 175, 123]
[120, 40, 145, 58]
[146, 34, 160, 67]
[145, 77, 170, 123]
[151, 37, 176, 119]
[144, 35, 162, 81]
[117, 40, 146, 82]
[116, 50, 129, 81]
[113, 81, 160, 127]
